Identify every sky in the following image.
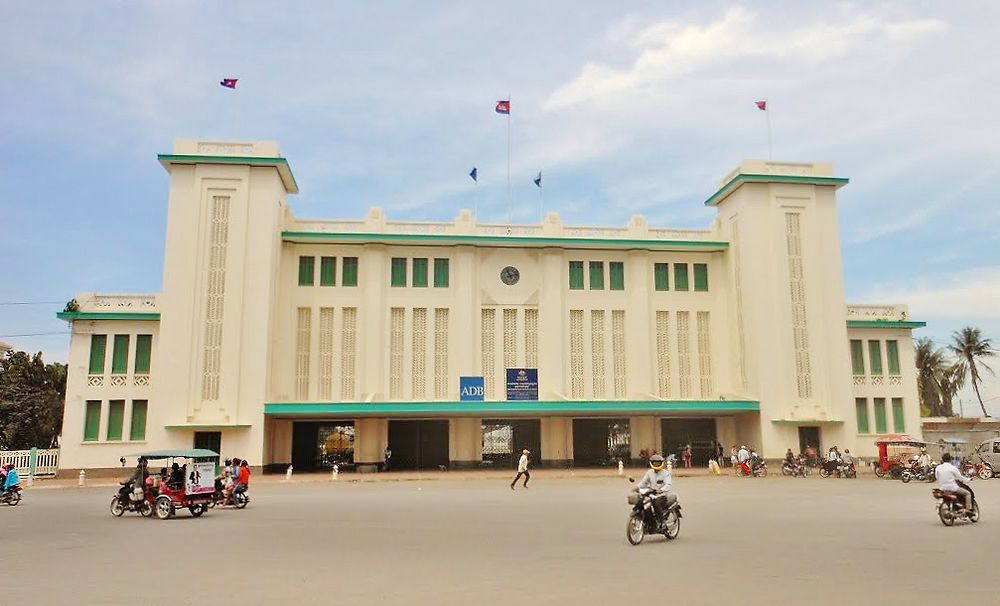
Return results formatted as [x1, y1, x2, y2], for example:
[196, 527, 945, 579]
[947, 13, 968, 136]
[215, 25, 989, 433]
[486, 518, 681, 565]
[1, 1, 998, 414]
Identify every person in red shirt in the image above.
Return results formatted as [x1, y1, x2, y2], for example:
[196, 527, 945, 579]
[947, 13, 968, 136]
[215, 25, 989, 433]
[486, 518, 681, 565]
[238, 460, 251, 486]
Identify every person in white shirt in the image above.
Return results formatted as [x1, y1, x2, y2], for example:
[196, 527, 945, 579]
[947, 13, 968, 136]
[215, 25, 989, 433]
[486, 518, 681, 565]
[636, 454, 673, 525]
[935, 453, 972, 510]
[917, 448, 932, 472]
[510, 449, 531, 490]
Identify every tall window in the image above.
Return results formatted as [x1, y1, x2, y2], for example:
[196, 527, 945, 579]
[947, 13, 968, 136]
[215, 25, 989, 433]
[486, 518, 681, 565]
[134, 335, 152, 374]
[855, 398, 869, 434]
[342, 257, 358, 287]
[850, 340, 865, 375]
[106, 400, 125, 441]
[390, 258, 407, 287]
[654, 263, 669, 291]
[693, 263, 709, 291]
[874, 398, 887, 434]
[434, 258, 449, 287]
[886, 340, 900, 375]
[88, 335, 107, 374]
[112, 335, 129, 375]
[609, 262, 625, 291]
[868, 340, 883, 375]
[568, 261, 584, 290]
[298, 256, 315, 286]
[892, 398, 905, 432]
[84, 401, 101, 442]
[412, 258, 428, 287]
[589, 261, 604, 290]
[674, 263, 689, 291]
[130, 400, 148, 441]
[320, 256, 336, 286]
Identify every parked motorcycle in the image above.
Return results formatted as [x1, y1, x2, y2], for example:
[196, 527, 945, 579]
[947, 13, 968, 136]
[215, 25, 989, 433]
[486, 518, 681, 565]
[933, 481, 980, 526]
[901, 463, 934, 483]
[1, 485, 22, 506]
[751, 461, 768, 477]
[961, 457, 994, 481]
[625, 483, 681, 545]
[110, 481, 152, 517]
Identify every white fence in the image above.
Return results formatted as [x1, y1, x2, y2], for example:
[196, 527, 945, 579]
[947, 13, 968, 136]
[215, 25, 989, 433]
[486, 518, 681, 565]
[0, 448, 60, 478]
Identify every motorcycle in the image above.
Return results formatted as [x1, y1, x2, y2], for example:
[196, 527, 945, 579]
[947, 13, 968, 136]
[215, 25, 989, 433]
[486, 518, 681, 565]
[110, 481, 153, 517]
[933, 481, 980, 526]
[626, 486, 681, 545]
[1, 484, 22, 506]
[781, 457, 808, 477]
[961, 457, 994, 481]
[901, 463, 933, 483]
[751, 461, 768, 477]
[210, 483, 250, 509]
[820, 460, 850, 478]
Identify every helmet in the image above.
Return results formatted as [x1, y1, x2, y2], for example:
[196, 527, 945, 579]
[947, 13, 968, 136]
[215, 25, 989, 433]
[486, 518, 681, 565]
[649, 454, 665, 471]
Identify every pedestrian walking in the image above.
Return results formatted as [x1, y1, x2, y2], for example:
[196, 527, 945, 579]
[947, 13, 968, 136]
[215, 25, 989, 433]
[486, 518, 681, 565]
[716, 442, 725, 466]
[383, 446, 392, 472]
[510, 449, 531, 490]
[682, 444, 692, 469]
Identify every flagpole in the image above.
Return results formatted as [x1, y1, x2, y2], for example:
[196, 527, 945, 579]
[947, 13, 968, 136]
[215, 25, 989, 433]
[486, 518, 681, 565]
[506, 95, 512, 231]
[537, 181, 544, 224]
[765, 99, 772, 160]
[474, 178, 479, 223]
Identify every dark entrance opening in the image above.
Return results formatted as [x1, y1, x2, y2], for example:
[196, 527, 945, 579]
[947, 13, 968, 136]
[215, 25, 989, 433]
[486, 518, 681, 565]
[660, 418, 717, 466]
[798, 426, 821, 455]
[481, 419, 541, 468]
[572, 418, 630, 466]
[291, 421, 355, 471]
[193, 431, 221, 466]
[388, 420, 450, 470]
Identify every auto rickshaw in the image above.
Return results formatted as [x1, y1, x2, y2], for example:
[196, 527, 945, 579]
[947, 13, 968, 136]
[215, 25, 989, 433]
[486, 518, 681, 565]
[873, 435, 933, 480]
[130, 449, 220, 519]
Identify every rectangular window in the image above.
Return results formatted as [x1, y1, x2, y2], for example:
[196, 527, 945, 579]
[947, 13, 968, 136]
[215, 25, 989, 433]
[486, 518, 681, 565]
[654, 263, 669, 291]
[874, 398, 887, 434]
[298, 256, 315, 286]
[569, 261, 584, 290]
[111, 335, 129, 375]
[320, 256, 336, 286]
[589, 261, 604, 290]
[433, 258, 449, 287]
[850, 340, 865, 375]
[886, 340, 900, 375]
[674, 263, 689, 291]
[693, 263, 709, 291]
[134, 334, 152, 374]
[342, 257, 358, 287]
[868, 340, 883, 375]
[130, 400, 148, 441]
[106, 400, 125, 441]
[609, 262, 625, 291]
[412, 258, 428, 287]
[855, 398, 870, 434]
[88, 334, 107, 374]
[84, 400, 101, 442]
[390, 257, 407, 287]
[892, 398, 905, 432]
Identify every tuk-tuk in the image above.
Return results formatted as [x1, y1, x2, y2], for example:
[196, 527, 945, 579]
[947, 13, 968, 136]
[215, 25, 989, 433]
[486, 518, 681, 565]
[131, 449, 220, 519]
[873, 435, 933, 479]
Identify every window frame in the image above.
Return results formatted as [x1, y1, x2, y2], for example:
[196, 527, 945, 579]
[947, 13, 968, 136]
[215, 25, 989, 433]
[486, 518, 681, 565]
[390, 257, 407, 287]
[886, 340, 900, 375]
[320, 256, 337, 286]
[855, 398, 870, 434]
[868, 340, 883, 376]
[609, 261, 625, 291]
[298, 256, 315, 286]
[106, 400, 125, 441]
[111, 335, 129, 375]
[342, 257, 359, 287]
[134, 334, 152, 374]
[88, 334, 107, 375]
[568, 261, 584, 290]
[84, 400, 101, 442]
[433, 258, 449, 288]
[850, 340, 865, 375]
[674, 263, 689, 291]
[654, 263, 669, 291]
[130, 400, 148, 441]
[891, 398, 905, 433]
[589, 261, 604, 290]
[412, 258, 428, 288]
[693, 263, 709, 291]
[874, 398, 888, 434]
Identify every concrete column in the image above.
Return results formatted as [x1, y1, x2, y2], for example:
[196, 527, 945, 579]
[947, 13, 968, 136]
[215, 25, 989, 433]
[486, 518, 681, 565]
[541, 417, 572, 467]
[538, 249, 565, 398]
[267, 418, 293, 469]
[449, 417, 482, 468]
[355, 417, 387, 472]
[629, 416, 658, 464]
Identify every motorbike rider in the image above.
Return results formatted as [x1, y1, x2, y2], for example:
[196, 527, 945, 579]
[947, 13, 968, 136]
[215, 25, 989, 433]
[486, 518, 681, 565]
[917, 448, 932, 473]
[936, 453, 972, 512]
[636, 454, 673, 526]
[2, 464, 20, 498]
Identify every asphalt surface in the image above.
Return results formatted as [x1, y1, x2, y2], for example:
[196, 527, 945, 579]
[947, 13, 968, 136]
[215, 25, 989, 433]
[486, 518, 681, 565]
[3, 473, 998, 605]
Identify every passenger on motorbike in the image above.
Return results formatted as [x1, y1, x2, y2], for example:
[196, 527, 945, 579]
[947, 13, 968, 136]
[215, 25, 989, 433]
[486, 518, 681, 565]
[917, 448, 932, 473]
[636, 454, 673, 524]
[936, 453, 972, 511]
[1, 464, 19, 497]
[784, 449, 794, 464]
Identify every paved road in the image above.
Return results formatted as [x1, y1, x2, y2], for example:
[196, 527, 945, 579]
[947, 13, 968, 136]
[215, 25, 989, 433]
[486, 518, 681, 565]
[3, 474, 997, 605]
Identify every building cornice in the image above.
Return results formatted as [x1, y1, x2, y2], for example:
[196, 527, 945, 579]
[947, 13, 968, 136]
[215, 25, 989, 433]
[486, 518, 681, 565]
[157, 154, 299, 193]
[704, 173, 850, 207]
[281, 231, 729, 251]
[264, 399, 759, 416]
[846, 320, 927, 329]
[57, 312, 161, 321]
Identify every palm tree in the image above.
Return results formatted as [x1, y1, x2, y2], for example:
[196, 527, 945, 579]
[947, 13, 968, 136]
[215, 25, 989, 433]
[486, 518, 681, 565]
[914, 338, 948, 416]
[948, 327, 996, 418]
[937, 363, 965, 417]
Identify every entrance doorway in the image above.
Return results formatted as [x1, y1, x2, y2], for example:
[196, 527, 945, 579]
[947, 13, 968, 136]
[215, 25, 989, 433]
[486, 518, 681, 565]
[481, 419, 541, 468]
[291, 421, 355, 471]
[193, 431, 221, 466]
[572, 418, 630, 466]
[798, 426, 821, 455]
[388, 420, 449, 470]
[661, 419, 717, 466]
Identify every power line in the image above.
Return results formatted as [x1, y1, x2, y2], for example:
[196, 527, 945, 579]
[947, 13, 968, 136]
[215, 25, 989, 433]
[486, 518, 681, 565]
[0, 301, 64, 306]
[0, 331, 71, 338]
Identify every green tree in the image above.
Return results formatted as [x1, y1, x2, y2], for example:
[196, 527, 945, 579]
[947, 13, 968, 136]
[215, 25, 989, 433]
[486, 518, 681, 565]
[915, 337, 950, 417]
[948, 326, 996, 418]
[0, 351, 67, 450]
[937, 363, 965, 417]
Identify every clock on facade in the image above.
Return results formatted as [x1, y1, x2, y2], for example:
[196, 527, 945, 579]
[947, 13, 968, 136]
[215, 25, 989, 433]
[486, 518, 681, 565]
[500, 266, 520, 285]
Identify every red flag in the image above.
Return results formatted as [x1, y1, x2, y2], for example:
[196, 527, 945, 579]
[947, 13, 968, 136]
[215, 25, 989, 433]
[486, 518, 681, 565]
[220, 78, 238, 89]
[495, 100, 510, 114]
[754, 100, 767, 111]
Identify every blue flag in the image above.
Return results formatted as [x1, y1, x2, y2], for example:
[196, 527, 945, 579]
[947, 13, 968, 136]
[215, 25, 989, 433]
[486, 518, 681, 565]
[469, 167, 478, 182]
[533, 171, 542, 188]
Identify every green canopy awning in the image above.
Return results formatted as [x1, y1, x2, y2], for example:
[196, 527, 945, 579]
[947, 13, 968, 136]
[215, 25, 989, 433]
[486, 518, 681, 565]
[130, 449, 219, 459]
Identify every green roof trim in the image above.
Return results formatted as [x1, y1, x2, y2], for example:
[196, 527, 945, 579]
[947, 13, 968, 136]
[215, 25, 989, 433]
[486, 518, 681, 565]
[157, 154, 298, 193]
[57, 312, 161, 321]
[281, 231, 729, 251]
[164, 424, 252, 430]
[704, 173, 850, 207]
[265, 399, 759, 416]
[771, 418, 844, 425]
[847, 320, 927, 329]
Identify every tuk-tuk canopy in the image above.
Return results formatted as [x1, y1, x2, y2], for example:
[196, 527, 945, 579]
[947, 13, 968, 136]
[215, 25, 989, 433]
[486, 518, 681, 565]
[130, 449, 219, 460]
[874, 434, 931, 446]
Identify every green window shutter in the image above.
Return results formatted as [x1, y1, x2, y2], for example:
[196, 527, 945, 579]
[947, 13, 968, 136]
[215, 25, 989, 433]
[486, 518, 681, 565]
[874, 398, 887, 434]
[674, 263, 689, 291]
[320, 256, 336, 286]
[886, 340, 900, 375]
[84, 401, 101, 441]
[130, 400, 148, 441]
[342, 257, 358, 287]
[106, 400, 125, 441]
[589, 261, 604, 290]
[892, 398, 905, 432]
[850, 340, 864, 375]
[391, 257, 407, 287]
[412, 258, 428, 287]
[855, 398, 869, 434]
[434, 258, 450, 287]
[609, 262, 625, 291]
[298, 256, 315, 286]
[693, 263, 709, 291]
[868, 340, 883, 375]
[111, 335, 129, 375]
[134, 334, 152, 374]
[569, 261, 584, 290]
[88, 335, 107, 374]
[654, 263, 669, 291]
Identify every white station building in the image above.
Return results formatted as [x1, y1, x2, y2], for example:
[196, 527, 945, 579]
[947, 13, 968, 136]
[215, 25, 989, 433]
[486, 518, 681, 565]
[56, 139, 926, 472]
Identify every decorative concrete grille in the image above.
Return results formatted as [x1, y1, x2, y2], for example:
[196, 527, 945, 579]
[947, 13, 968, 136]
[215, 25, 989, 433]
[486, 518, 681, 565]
[591, 310, 606, 398]
[871, 376, 883, 386]
[570, 310, 584, 398]
[341, 307, 357, 399]
[854, 376, 865, 386]
[524, 308, 538, 369]
[677, 311, 692, 398]
[889, 375, 902, 386]
[697, 311, 713, 397]
[503, 308, 517, 369]
[412, 308, 427, 399]
[656, 311, 671, 398]
[482, 308, 496, 399]
[318, 307, 335, 400]
[732, 220, 748, 389]
[390, 307, 405, 399]
[612, 310, 626, 399]
[87, 375, 104, 387]
[110, 375, 127, 387]
[201, 195, 230, 401]
[434, 308, 449, 399]
[295, 307, 311, 400]
[134, 375, 150, 387]
[785, 213, 813, 398]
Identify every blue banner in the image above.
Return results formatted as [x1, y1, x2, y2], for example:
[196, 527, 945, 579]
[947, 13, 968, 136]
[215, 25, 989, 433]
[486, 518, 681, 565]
[459, 376, 485, 401]
[506, 368, 538, 401]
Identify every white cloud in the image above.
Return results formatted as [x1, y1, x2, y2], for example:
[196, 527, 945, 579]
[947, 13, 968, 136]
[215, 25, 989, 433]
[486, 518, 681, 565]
[865, 266, 1000, 321]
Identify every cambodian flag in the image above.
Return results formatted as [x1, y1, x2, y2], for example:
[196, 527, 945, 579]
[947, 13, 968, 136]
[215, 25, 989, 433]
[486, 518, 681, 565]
[754, 100, 767, 111]
[220, 78, 238, 89]
[495, 100, 510, 114]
